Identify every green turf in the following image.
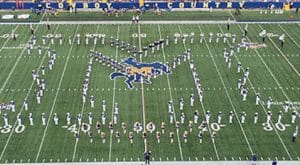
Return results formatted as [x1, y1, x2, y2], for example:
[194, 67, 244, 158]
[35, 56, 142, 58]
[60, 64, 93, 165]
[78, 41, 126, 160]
[42, 10, 233, 22]
[0, 21, 299, 163]
[43, 10, 300, 21]
[232, 10, 300, 21]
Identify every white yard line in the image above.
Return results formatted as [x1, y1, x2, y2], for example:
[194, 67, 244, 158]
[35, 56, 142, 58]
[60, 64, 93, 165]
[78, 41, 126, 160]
[138, 24, 147, 152]
[195, 25, 254, 155]
[40, 12, 46, 23]
[0, 25, 19, 53]
[257, 24, 300, 78]
[277, 24, 300, 50]
[108, 25, 120, 161]
[157, 24, 184, 161]
[72, 24, 100, 162]
[236, 24, 299, 116]
[72, 103, 85, 162]
[217, 24, 293, 160]
[0, 24, 60, 161]
[35, 24, 80, 162]
[228, 10, 237, 22]
[0, 24, 40, 94]
[177, 25, 220, 160]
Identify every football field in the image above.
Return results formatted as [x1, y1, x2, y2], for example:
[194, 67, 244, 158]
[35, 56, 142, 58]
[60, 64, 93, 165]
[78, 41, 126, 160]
[0, 21, 299, 164]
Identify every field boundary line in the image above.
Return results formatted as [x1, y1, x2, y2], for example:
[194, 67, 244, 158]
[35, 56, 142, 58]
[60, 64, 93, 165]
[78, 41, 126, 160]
[108, 25, 120, 161]
[158, 24, 184, 161]
[1, 21, 300, 25]
[177, 24, 219, 160]
[6, 161, 300, 165]
[217, 24, 293, 160]
[35, 24, 80, 162]
[257, 24, 300, 78]
[0, 24, 60, 161]
[196, 25, 254, 154]
[0, 25, 19, 53]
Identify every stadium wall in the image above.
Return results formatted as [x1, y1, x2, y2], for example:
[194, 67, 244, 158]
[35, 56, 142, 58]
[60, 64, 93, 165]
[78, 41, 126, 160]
[0, 2, 300, 10]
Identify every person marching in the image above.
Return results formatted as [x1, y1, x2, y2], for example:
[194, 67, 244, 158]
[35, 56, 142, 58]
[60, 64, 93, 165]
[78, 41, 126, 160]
[279, 34, 285, 47]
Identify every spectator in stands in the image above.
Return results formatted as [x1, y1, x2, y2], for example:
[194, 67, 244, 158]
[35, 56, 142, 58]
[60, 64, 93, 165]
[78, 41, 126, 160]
[141, 6, 146, 13]
[154, 4, 161, 15]
[119, 8, 126, 16]
[234, 8, 241, 16]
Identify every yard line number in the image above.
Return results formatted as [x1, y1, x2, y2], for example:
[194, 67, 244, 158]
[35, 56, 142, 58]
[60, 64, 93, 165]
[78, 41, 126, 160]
[0, 34, 19, 39]
[0, 125, 25, 134]
[132, 33, 147, 38]
[263, 122, 287, 132]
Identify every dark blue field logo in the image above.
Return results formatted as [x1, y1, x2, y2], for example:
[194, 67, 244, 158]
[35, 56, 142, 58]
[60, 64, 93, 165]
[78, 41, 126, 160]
[110, 57, 171, 89]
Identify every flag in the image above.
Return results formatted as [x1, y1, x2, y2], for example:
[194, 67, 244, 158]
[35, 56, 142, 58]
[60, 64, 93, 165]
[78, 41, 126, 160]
[139, 0, 144, 7]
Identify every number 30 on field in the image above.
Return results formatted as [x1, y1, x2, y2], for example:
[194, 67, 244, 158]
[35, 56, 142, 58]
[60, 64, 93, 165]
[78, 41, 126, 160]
[0, 125, 25, 134]
[263, 122, 286, 132]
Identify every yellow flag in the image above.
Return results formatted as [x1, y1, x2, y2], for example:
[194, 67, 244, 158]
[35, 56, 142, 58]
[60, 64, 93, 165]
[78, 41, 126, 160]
[284, 4, 290, 10]
[67, 0, 73, 3]
[139, 0, 144, 7]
